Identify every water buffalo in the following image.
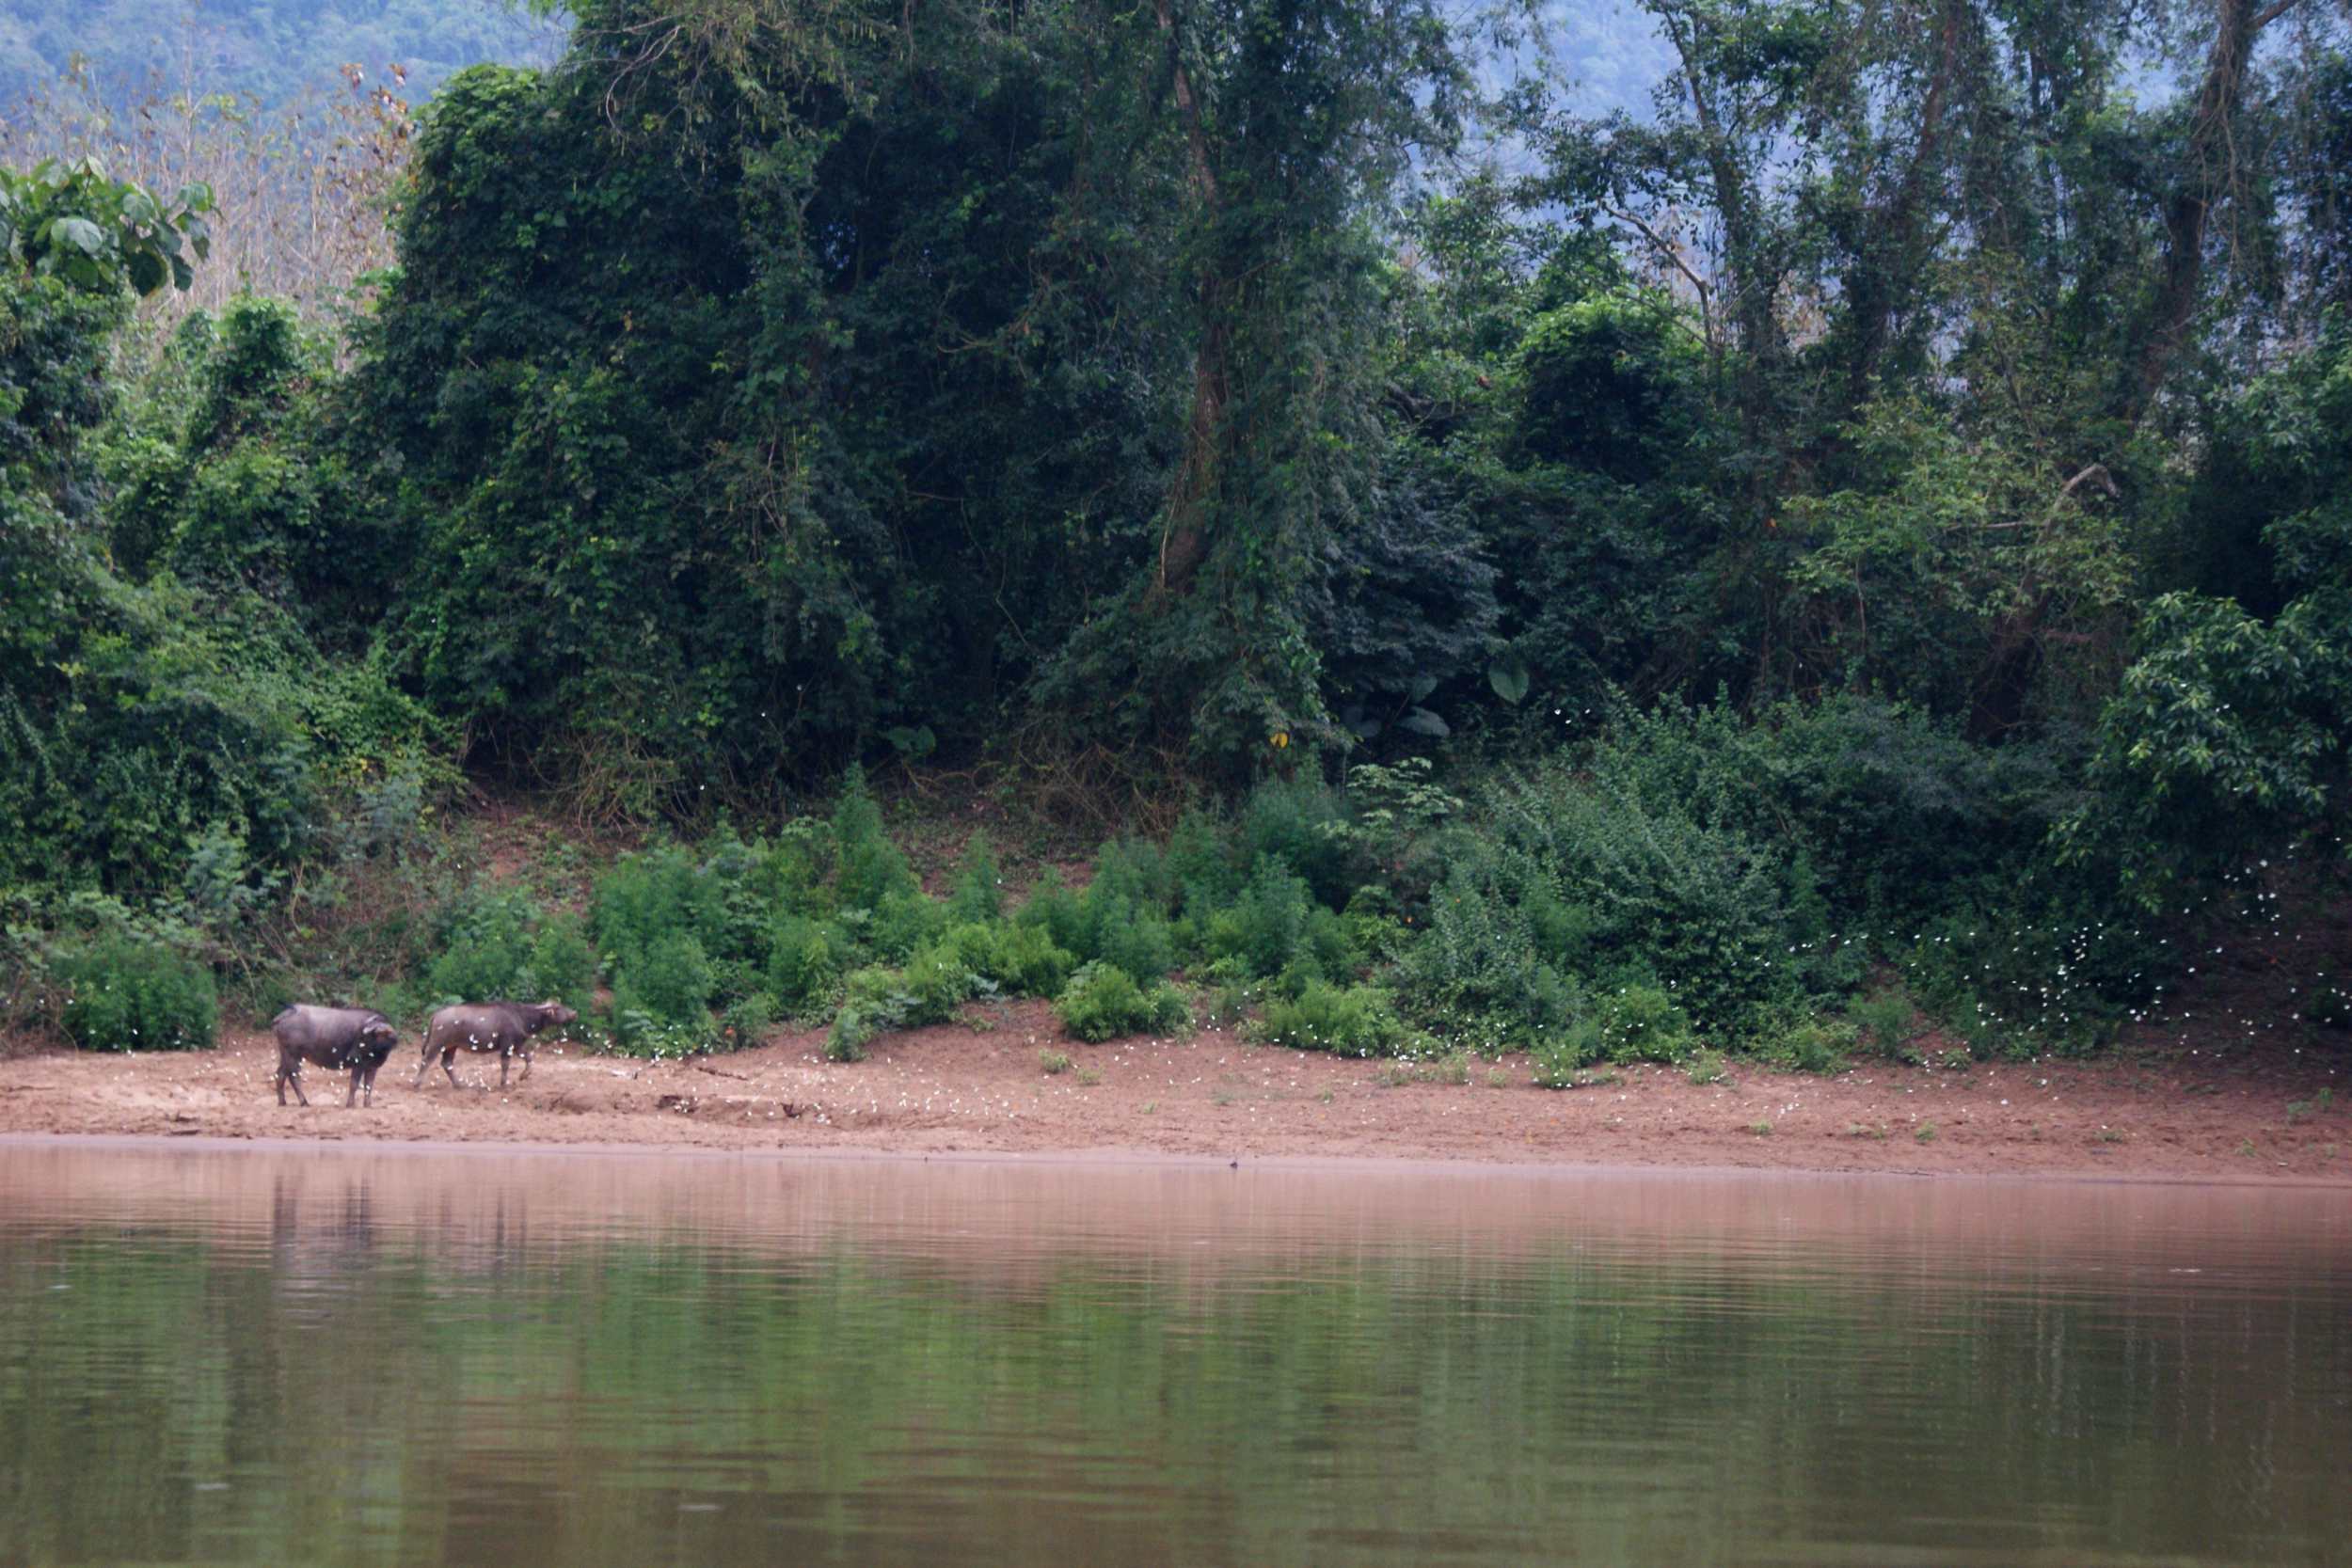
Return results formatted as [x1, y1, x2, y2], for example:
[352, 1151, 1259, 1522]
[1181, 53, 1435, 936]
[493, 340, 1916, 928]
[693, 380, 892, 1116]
[272, 1005, 401, 1108]
[415, 1000, 579, 1090]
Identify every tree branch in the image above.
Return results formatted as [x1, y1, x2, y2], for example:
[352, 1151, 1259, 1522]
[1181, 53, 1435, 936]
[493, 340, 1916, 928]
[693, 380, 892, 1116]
[1603, 201, 1714, 335]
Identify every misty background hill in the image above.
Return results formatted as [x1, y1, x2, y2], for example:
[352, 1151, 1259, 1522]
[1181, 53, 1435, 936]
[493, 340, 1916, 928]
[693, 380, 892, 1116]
[0, 1, 1671, 119]
[0, 0, 566, 107]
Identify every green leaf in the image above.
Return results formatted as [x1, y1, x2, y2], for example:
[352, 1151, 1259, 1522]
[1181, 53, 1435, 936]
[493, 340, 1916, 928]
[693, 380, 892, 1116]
[125, 249, 166, 296]
[1487, 656, 1531, 705]
[1398, 707, 1450, 738]
[45, 216, 105, 257]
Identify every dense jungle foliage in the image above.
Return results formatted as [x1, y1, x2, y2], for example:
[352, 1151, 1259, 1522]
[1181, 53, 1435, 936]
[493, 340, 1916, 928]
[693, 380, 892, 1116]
[3, 0, 2349, 1065]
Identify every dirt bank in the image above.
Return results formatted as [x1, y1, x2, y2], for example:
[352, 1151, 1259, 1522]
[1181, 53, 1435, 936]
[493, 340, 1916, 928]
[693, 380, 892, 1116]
[2, 1000, 2346, 1180]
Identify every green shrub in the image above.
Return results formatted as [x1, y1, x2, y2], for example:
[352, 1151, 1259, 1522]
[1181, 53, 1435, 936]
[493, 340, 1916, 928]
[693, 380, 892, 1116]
[611, 931, 717, 1052]
[1375, 1053, 1472, 1086]
[1054, 961, 1191, 1042]
[699, 827, 812, 972]
[423, 886, 533, 1002]
[868, 888, 947, 962]
[1717, 697, 2062, 927]
[1088, 894, 1178, 984]
[1238, 778, 1358, 906]
[610, 1012, 713, 1058]
[1166, 806, 1241, 916]
[1851, 986, 1918, 1058]
[1524, 769, 1803, 1038]
[721, 991, 778, 1046]
[901, 942, 977, 1021]
[1687, 1049, 1729, 1085]
[833, 766, 919, 911]
[1462, 706, 1910, 1038]
[1016, 868, 1089, 958]
[827, 964, 910, 1061]
[1894, 886, 2163, 1056]
[1396, 844, 1581, 1050]
[1595, 985, 1696, 1064]
[765, 815, 836, 888]
[1089, 836, 1175, 913]
[937, 920, 1076, 998]
[56, 935, 217, 1052]
[1339, 886, 1411, 966]
[586, 806, 921, 1037]
[1201, 856, 1352, 987]
[527, 916, 597, 1006]
[593, 844, 729, 979]
[1525, 698, 2049, 924]
[1014, 854, 1182, 984]
[1767, 1018, 1853, 1073]
[821, 948, 974, 1061]
[838, 962, 911, 1017]
[628, 930, 717, 1023]
[593, 828, 838, 1002]
[1427, 1051, 1472, 1085]
[423, 889, 593, 1007]
[767, 915, 846, 1012]
[1441, 698, 2116, 1050]
[1040, 1048, 1073, 1075]
[826, 1005, 880, 1062]
[994, 922, 1079, 996]
[1528, 1020, 1602, 1087]
[946, 832, 1005, 924]
[1258, 981, 1412, 1056]
[1202, 981, 1256, 1028]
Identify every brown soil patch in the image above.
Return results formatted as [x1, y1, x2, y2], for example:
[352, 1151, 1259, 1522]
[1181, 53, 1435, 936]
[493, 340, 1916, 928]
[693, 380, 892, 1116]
[1, 999, 2345, 1180]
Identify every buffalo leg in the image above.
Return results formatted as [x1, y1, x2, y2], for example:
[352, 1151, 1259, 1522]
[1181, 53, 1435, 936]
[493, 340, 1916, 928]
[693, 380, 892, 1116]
[516, 1046, 532, 1084]
[279, 1065, 309, 1107]
[443, 1050, 464, 1090]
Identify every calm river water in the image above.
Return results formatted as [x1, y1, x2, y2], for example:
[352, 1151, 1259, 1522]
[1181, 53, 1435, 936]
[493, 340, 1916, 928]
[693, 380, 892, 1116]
[0, 1142, 2344, 1566]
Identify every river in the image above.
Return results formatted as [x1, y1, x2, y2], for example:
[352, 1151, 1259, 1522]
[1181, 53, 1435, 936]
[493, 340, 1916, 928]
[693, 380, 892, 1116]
[0, 1141, 2344, 1565]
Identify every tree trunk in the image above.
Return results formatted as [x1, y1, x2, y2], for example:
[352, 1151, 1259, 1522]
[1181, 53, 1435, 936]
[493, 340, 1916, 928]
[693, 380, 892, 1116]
[1842, 0, 1967, 413]
[1152, 0, 1226, 597]
[2130, 0, 2304, 419]
[1670, 14, 1774, 378]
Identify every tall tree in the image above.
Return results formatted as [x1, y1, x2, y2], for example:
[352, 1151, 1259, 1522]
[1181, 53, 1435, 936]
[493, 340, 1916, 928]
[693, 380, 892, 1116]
[2131, 0, 2318, 420]
[1041, 0, 1480, 769]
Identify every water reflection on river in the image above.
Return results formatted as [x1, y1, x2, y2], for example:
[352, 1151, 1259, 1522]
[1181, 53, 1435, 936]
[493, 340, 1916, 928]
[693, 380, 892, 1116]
[0, 1141, 2344, 1566]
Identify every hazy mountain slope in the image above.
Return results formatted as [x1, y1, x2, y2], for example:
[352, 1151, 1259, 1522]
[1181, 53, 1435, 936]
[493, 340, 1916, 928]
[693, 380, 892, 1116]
[0, 0, 564, 107]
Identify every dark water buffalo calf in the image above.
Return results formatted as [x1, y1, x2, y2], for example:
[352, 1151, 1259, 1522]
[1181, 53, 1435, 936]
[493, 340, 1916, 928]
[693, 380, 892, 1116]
[272, 1005, 401, 1107]
[416, 1000, 579, 1090]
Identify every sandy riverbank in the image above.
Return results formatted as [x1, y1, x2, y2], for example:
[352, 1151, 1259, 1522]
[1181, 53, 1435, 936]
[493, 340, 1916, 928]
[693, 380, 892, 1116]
[3, 999, 2346, 1180]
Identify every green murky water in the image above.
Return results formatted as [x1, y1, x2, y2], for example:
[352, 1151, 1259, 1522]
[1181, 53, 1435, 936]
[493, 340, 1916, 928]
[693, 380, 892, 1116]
[0, 1143, 2345, 1566]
